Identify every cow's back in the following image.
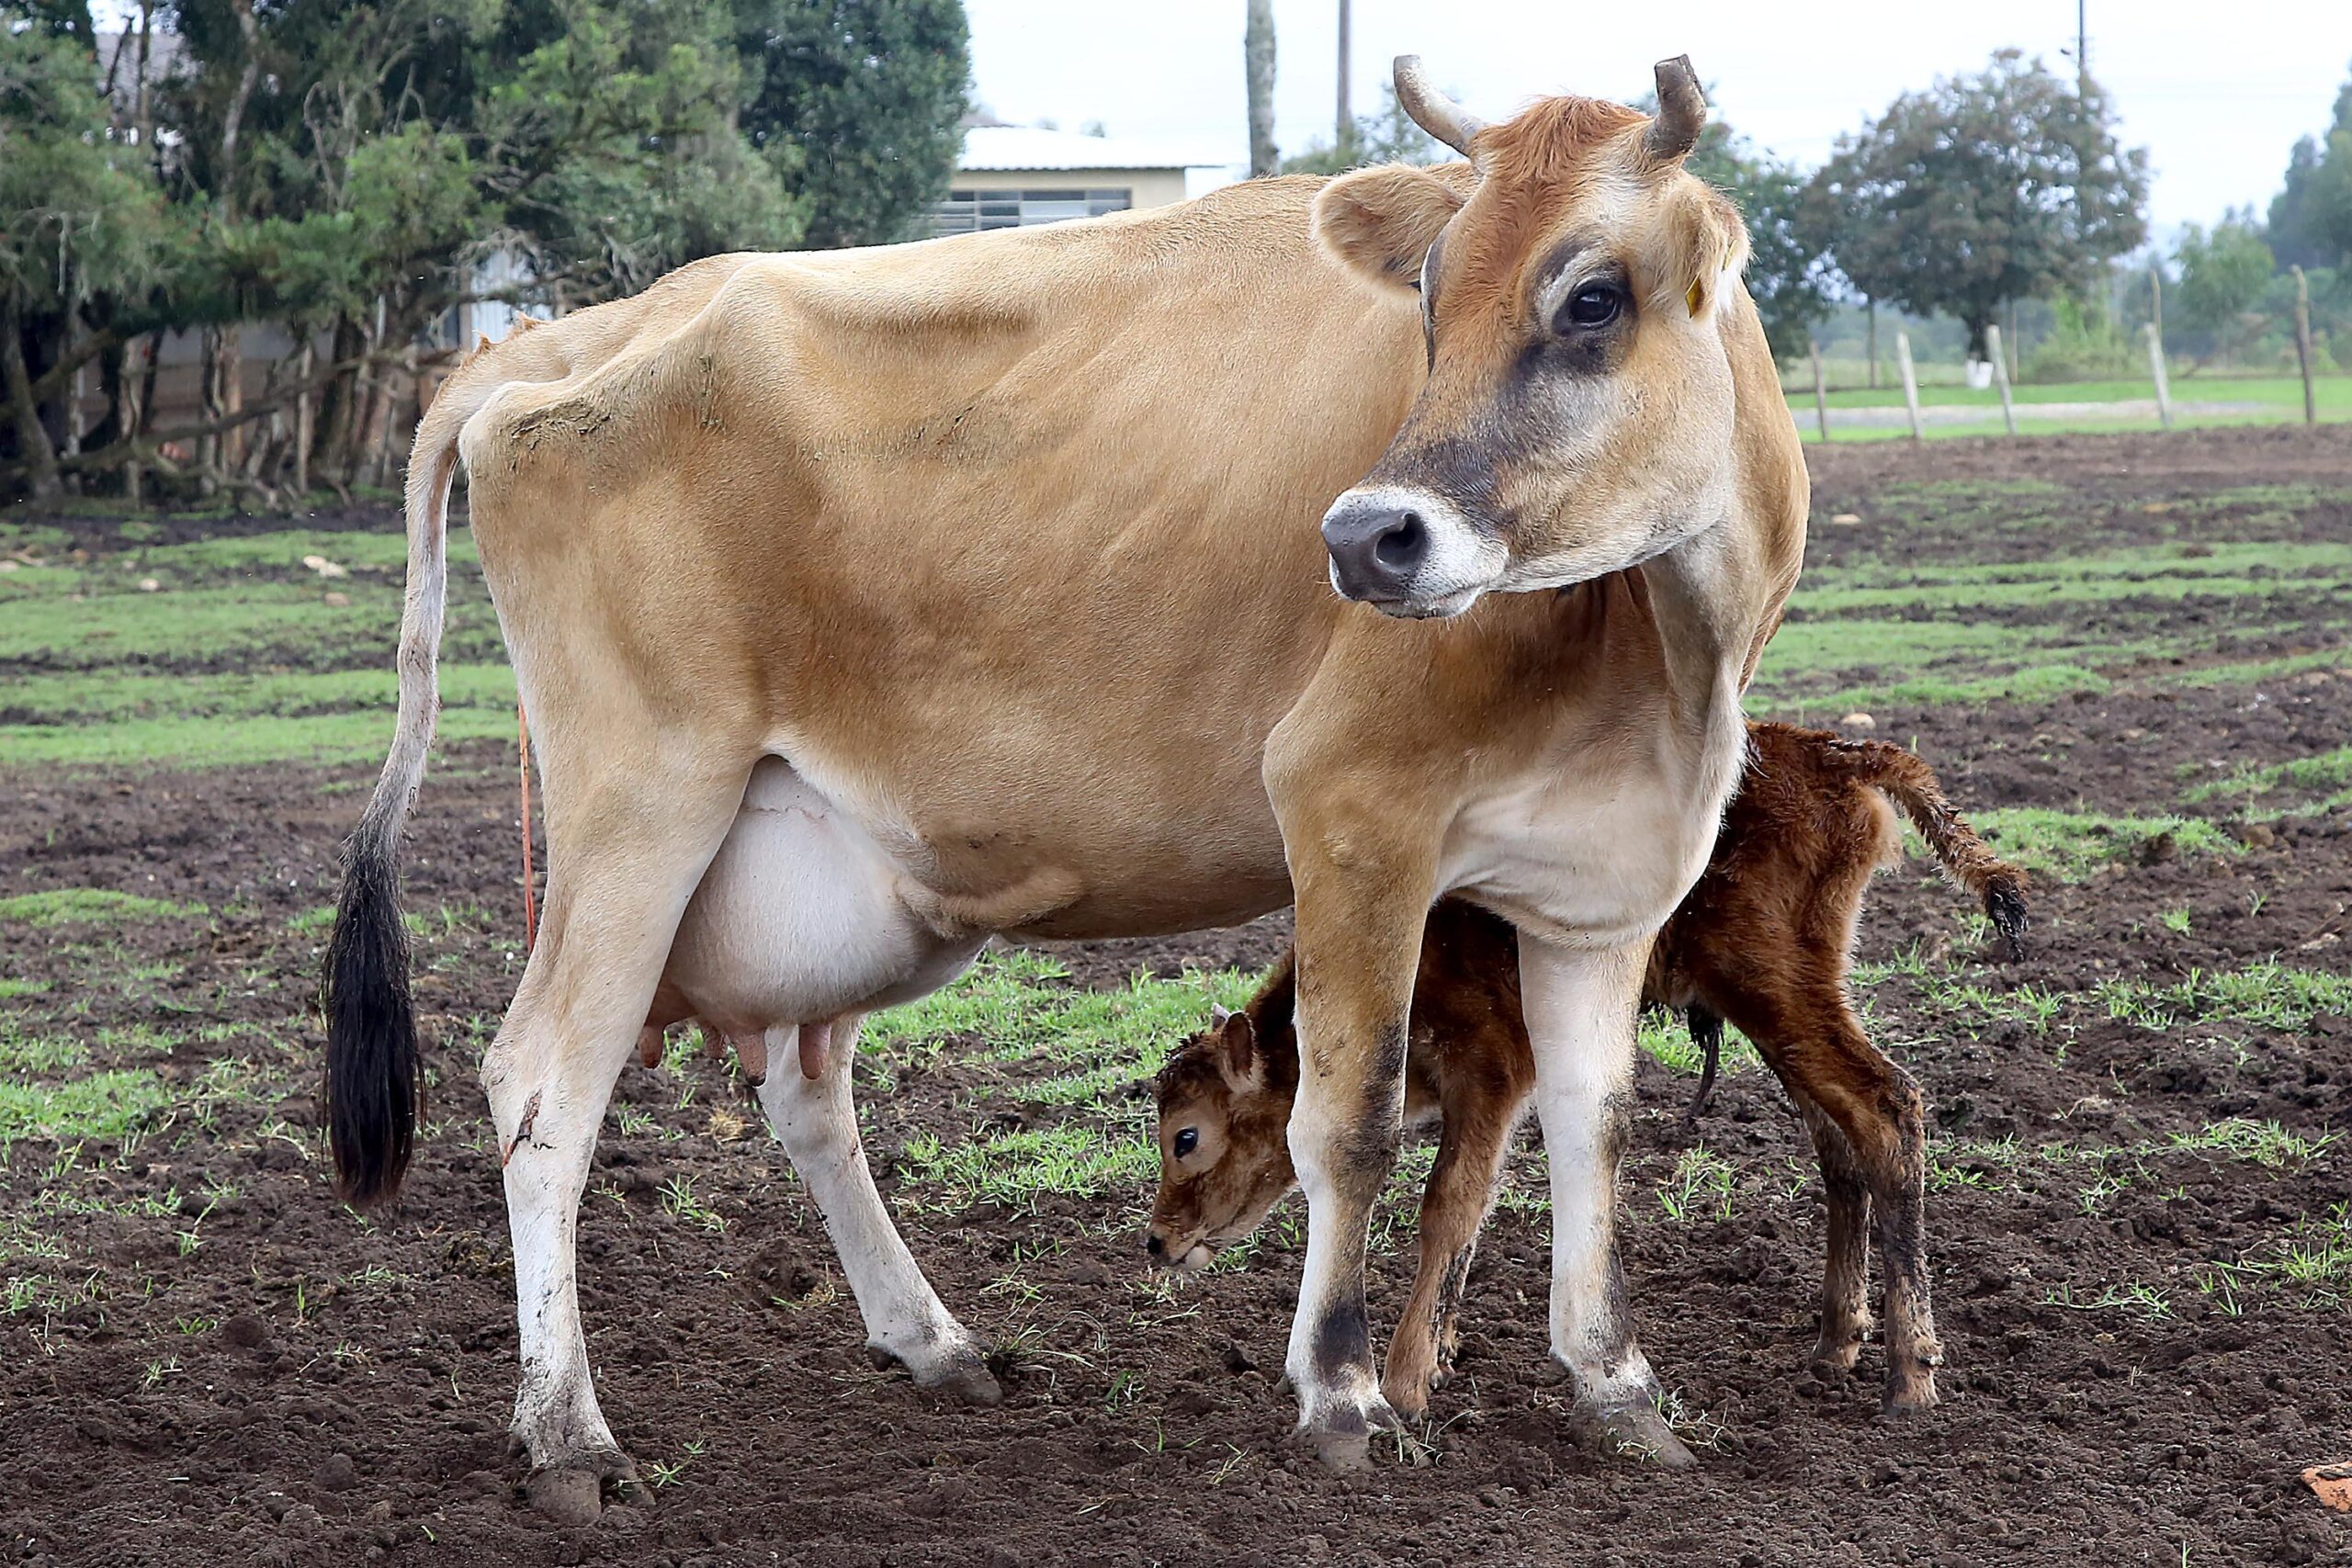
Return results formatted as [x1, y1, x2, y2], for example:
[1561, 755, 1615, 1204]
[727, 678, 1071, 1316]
[443, 181, 1434, 937]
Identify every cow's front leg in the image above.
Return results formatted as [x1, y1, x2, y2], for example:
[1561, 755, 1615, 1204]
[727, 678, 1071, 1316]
[1517, 931, 1696, 1468]
[1278, 844, 1437, 1470]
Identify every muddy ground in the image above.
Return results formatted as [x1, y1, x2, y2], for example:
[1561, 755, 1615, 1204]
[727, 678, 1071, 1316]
[5, 427, 2351, 1565]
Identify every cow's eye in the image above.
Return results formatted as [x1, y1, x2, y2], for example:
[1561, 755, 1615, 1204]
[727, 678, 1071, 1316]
[1173, 1127, 1199, 1159]
[1559, 284, 1621, 331]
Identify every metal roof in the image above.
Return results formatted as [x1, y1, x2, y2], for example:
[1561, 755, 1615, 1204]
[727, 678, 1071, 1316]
[958, 125, 1223, 174]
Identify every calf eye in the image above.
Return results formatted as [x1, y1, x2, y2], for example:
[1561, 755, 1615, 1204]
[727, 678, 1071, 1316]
[1558, 284, 1621, 331]
[1173, 1128, 1199, 1159]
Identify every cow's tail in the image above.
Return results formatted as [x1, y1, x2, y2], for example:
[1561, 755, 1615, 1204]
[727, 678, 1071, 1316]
[324, 398, 468, 1206]
[1835, 739, 2030, 961]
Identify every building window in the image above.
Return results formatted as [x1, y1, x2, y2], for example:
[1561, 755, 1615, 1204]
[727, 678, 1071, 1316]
[929, 187, 1133, 236]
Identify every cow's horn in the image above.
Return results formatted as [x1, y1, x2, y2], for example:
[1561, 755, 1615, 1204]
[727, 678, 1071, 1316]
[1644, 55, 1706, 161]
[1394, 55, 1487, 159]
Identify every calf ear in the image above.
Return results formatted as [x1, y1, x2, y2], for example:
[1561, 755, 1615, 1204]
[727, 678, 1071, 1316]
[1312, 165, 1466, 289]
[1215, 1012, 1265, 1095]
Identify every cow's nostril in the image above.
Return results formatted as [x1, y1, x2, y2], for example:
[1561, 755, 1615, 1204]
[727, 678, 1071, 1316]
[1374, 512, 1428, 570]
[1145, 1233, 1165, 1258]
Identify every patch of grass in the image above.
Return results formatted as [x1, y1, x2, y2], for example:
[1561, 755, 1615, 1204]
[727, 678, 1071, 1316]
[2182, 745, 2352, 819]
[893, 1123, 1158, 1214]
[1638, 1010, 1763, 1084]
[864, 950, 1259, 1105]
[0, 1068, 170, 1145]
[2168, 1118, 2335, 1169]
[1971, 809, 2236, 882]
[1656, 1145, 1737, 1223]
[0, 888, 206, 928]
[2100, 964, 2352, 1034]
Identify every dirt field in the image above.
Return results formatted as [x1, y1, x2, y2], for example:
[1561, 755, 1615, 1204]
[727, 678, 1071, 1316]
[4, 426, 2350, 1566]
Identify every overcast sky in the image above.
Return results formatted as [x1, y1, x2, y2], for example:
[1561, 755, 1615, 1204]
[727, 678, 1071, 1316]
[965, 1, 2352, 238]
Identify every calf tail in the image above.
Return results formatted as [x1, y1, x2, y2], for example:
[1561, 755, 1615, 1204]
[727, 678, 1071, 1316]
[323, 404, 464, 1205]
[1834, 739, 2029, 961]
[1682, 1005, 1725, 1125]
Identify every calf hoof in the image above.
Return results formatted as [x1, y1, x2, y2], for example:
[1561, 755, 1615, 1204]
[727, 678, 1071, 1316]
[1808, 1336, 1866, 1375]
[1570, 1399, 1699, 1470]
[1882, 1363, 1941, 1415]
[868, 1341, 1003, 1407]
[523, 1449, 639, 1525]
[1295, 1386, 1401, 1472]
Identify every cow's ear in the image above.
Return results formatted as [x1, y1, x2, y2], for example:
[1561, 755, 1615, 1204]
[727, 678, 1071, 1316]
[1312, 164, 1465, 289]
[1215, 1011, 1264, 1095]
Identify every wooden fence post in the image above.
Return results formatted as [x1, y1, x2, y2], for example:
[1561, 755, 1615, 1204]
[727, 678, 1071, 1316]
[2146, 323, 2173, 432]
[1985, 324, 2018, 436]
[1808, 340, 1830, 444]
[2292, 265, 2317, 428]
[1894, 331, 1922, 442]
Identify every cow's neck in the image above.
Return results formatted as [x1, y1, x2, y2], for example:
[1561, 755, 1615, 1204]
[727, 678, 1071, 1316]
[1625, 512, 1754, 752]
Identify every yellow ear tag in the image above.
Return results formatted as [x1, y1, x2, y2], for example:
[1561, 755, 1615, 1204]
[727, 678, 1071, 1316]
[1685, 278, 1704, 317]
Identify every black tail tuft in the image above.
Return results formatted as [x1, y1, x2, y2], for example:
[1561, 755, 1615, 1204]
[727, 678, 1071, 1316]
[1984, 875, 2030, 963]
[323, 822, 420, 1206]
[1682, 1005, 1725, 1126]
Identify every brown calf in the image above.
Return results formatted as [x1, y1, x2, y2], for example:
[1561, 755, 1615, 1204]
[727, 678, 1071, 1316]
[1149, 722, 2025, 1421]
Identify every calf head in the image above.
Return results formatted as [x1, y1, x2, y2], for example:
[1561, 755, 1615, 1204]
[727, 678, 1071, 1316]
[1146, 1008, 1299, 1269]
[1316, 55, 1750, 616]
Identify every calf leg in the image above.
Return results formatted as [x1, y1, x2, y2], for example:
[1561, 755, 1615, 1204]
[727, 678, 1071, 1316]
[754, 1018, 999, 1404]
[1745, 998, 1939, 1411]
[1788, 1088, 1874, 1373]
[1518, 934, 1694, 1467]
[1382, 1098, 1516, 1420]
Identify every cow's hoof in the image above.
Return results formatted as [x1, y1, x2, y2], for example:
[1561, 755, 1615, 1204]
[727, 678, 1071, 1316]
[1295, 1385, 1400, 1472]
[524, 1450, 639, 1525]
[869, 1341, 1003, 1407]
[1571, 1400, 1698, 1469]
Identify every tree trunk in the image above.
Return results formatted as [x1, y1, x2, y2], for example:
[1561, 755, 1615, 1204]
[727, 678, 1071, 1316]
[1965, 316, 1991, 362]
[1866, 299, 1878, 389]
[2, 296, 63, 501]
[1245, 0, 1277, 178]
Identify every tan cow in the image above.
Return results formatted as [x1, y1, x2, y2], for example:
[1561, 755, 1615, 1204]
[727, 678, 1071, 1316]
[324, 56, 1806, 1516]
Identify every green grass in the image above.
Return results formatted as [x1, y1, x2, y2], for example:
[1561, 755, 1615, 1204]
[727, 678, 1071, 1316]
[2098, 964, 2352, 1034]
[0, 889, 206, 928]
[865, 949, 1259, 1105]
[0, 1069, 171, 1146]
[1746, 533, 2352, 717]
[0, 522, 508, 767]
[2182, 745, 2352, 818]
[1968, 809, 2236, 883]
[1786, 373, 2352, 443]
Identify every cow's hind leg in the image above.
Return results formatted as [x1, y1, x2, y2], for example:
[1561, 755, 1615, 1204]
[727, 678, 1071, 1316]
[755, 1017, 1000, 1404]
[484, 756, 749, 1522]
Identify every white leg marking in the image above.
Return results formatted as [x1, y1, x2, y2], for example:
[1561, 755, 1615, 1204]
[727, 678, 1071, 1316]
[1517, 933, 1658, 1409]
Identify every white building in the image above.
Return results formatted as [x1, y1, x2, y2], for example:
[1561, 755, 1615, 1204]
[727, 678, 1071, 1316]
[932, 121, 1227, 236]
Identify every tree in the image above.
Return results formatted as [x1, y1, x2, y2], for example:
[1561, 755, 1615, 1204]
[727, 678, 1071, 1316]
[1810, 51, 2150, 358]
[1244, 0, 1276, 178]
[3, 0, 972, 502]
[2172, 215, 2275, 363]
[2268, 62, 2352, 270]
[1670, 112, 1832, 362]
[735, 0, 969, 249]
[0, 21, 172, 497]
[1278, 83, 1441, 175]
